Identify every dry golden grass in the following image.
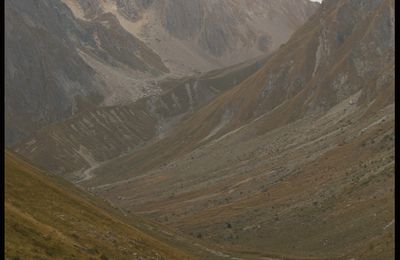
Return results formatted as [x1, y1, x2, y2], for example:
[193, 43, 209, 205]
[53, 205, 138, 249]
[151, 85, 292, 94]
[4, 150, 195, 260]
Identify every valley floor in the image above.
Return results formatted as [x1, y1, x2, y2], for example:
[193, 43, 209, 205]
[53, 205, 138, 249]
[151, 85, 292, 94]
[82, 95, 394, 259]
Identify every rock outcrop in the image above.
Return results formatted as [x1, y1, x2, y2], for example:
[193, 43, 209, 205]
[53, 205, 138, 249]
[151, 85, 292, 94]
[5, 0, 168, 145]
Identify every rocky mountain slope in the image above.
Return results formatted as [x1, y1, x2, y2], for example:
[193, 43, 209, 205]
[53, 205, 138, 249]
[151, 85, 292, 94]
[5, 150, 234, 259]
[64, 0, 318, 75]
[5, 0, 168, 145]
[72, 0, 394, 187]
[27, 0, 392, 258]
[14, 56, 267, 178]
[6, 0, 317, 147]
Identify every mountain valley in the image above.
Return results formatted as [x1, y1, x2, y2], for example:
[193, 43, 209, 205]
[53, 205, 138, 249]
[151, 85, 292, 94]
[5, 0, 395, 259]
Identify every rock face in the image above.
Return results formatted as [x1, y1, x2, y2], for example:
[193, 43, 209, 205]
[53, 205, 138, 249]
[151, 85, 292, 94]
[65, 0, 318, 74]
[126, 0, 318, 73]
[5, 0, 169, 145]
[5, 0, 101, 145]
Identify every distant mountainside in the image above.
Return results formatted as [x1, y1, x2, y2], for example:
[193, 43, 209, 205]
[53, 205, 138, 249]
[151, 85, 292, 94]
[5, 0, 168, 145]
[5, 0, 317, 146]
[14, 57, 267, 177]
[19, 0, 391, 258]
[64, 0, 318, 75]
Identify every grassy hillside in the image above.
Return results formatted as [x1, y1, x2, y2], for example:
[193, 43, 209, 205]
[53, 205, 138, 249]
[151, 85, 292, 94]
[5, 150, 195, 259]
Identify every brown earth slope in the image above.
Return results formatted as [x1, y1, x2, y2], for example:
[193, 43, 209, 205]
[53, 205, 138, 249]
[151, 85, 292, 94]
[4, 150, 231, 259]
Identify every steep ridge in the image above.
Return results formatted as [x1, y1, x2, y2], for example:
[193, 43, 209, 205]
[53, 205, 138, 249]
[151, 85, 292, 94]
[14, 57, 267, 180]
[62, 0, 394, 258]
[64, 0, 318, 75]
[5, 0, 168, 145]
[5, 150, 235, 259]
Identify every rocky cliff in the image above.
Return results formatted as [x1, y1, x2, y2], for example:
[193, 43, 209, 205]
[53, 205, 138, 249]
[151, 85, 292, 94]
[64, 0, 318, 74]
[5, 0, 168, 145]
